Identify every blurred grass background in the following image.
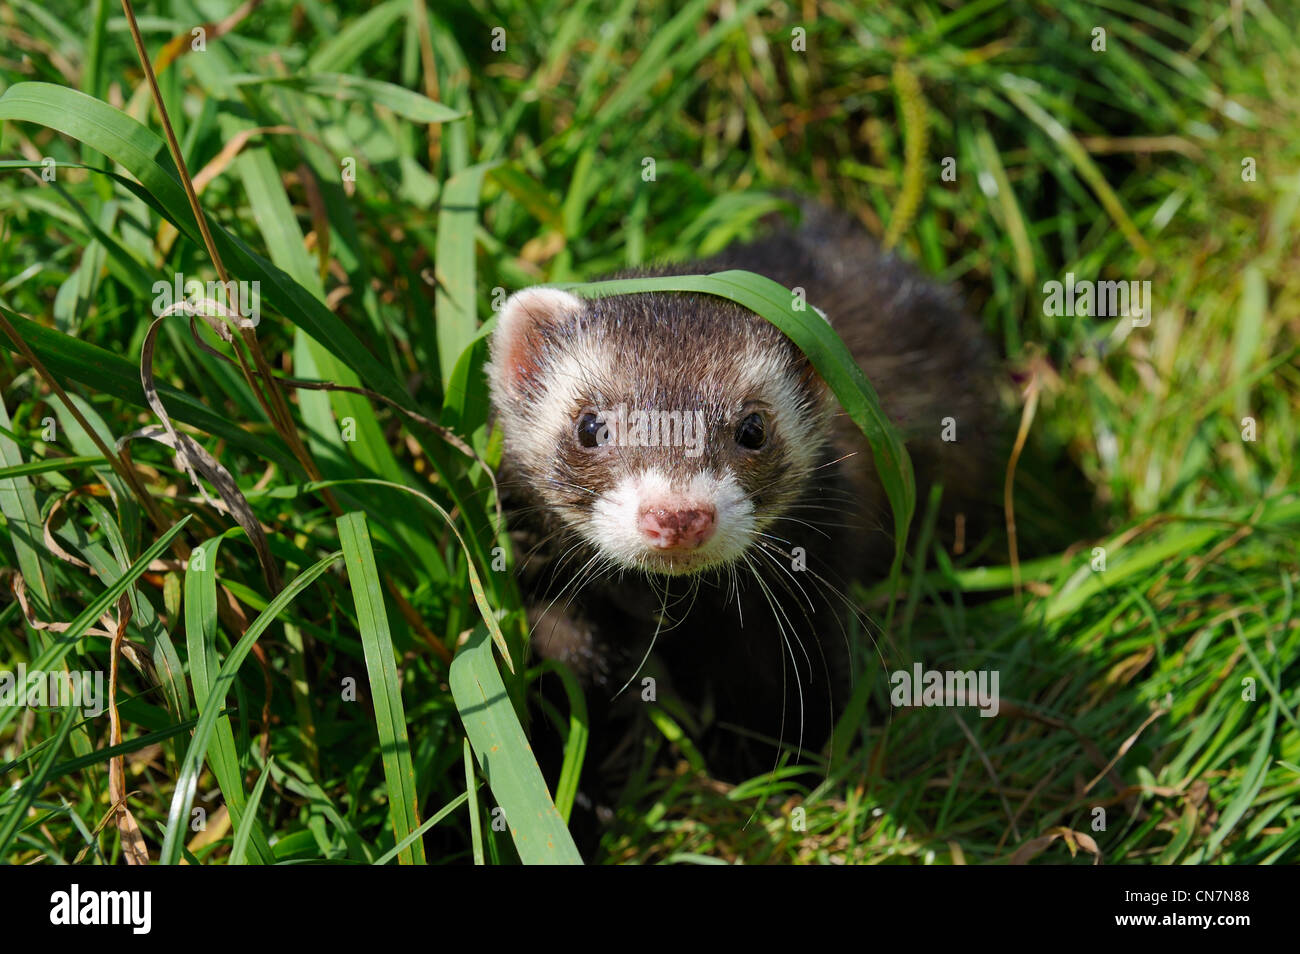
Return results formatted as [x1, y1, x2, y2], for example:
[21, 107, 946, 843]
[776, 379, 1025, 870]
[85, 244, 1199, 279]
[0, 0, 1297, 864]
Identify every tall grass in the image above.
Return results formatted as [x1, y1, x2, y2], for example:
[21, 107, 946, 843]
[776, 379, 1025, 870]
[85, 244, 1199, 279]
[1, 0, 1296, 864]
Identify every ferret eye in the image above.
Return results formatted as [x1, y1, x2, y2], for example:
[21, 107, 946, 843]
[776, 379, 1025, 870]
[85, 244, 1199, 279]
[576, 412, 608, 448]
[735, 412, 766, 450]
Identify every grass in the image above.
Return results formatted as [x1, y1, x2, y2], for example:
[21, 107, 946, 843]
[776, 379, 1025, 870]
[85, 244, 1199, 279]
[0, 0, 1297, 864]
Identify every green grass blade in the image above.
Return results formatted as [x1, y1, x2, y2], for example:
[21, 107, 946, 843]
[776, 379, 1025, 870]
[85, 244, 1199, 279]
[998, 77, 1149, 257]
[450, 624, 582, 865]
[60, 502, 190, 722]
[337, 511, 426, 865]
[229, 757, 274, 866]
[0, 393, 54, 615]
[0, 705, 78, 860]
[229, 74, 463, 123]
[307, 0, 408, 72]
[160, 550, 343, 865]
[1206, 687, 1278, 860]
[372, 791, 470, 866]
[0, 516, 191, 736]
[537, 661, 588, 825]
[435, 162, 496, 390]
[0, 455, 104, 480]
[464, 738, 484, 865]
[185, 533, 276, 865]
[22, 714, 213, 779]
[0, 83, 411, 407]
[0, 304, 294, 470]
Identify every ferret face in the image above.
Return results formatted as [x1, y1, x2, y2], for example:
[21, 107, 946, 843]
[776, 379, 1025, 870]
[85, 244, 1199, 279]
[487, 287, 833, 576]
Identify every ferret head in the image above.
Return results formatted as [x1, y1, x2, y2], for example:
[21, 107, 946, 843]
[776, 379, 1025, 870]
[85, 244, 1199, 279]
[487, 286, 835, 576]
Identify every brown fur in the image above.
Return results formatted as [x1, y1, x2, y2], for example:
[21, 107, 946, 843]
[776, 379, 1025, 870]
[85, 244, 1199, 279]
[488, 204, 1000, 781]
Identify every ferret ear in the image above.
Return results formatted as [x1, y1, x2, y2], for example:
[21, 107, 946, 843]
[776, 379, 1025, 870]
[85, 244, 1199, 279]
[489, 287, 584, 394]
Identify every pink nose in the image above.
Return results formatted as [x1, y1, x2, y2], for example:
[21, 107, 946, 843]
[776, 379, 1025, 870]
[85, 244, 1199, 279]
[638, 505, 717, 550]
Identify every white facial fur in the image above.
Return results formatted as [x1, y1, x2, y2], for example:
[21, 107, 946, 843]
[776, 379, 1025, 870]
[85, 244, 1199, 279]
[587, 467, 755, 574]
[488, 285, 833, 579]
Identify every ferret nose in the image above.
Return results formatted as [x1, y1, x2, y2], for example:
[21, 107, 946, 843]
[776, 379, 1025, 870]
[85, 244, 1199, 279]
[638, 505, 717, 550]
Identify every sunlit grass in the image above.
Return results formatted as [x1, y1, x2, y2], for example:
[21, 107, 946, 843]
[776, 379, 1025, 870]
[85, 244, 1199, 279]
[0, 0, 1296, 864]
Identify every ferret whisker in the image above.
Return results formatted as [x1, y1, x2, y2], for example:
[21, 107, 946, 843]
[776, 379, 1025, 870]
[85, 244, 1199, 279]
[740, 551, 807, 768]
[611, 574, 672, 702]
[813, 450, 860, 470]
[533, 550, 600, 620]
[519, 525, 575, 568]
[750, 539, 818, 612]
[755, 540, 891, 692]
[772, 516, 836, 540]
[750, 543, 843, 748]
[534, 545, 603, 624]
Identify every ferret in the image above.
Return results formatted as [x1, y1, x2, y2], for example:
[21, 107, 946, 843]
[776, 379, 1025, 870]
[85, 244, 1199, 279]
[487, 204, 997, 783]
